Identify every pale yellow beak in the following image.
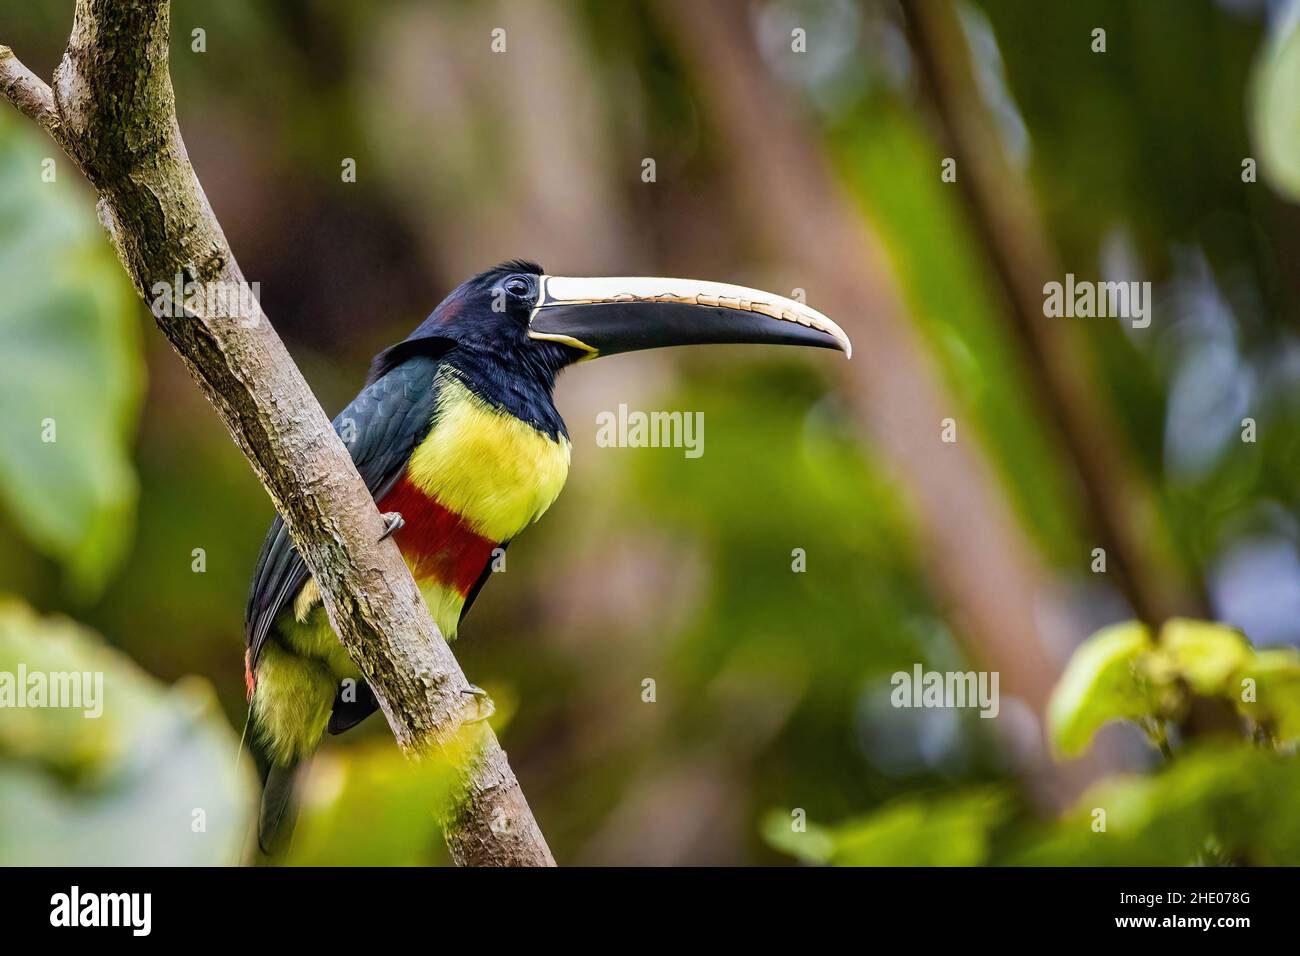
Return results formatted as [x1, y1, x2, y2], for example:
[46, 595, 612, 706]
[527, 275, 852, 359]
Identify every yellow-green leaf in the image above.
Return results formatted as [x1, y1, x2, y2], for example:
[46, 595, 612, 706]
[1251, 10, 1300, 200]
[1048, 621, 1156, 757]
[760, 809, 836, 865]
[1159, 618, 1252, 696]
[763, 791, 1005, 867]
[1235, 648, 1300, 743]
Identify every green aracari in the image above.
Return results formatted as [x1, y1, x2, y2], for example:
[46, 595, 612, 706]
[243, 260, 851, 855]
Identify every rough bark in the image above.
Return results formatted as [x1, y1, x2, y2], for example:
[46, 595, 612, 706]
[1, 0, 553, 866]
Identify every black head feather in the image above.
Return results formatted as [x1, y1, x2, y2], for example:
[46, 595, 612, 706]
[366, 260, 550, 385]
[493, 258, 543, 276]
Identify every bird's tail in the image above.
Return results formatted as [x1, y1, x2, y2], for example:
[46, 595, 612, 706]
[241, 706, 307, 862]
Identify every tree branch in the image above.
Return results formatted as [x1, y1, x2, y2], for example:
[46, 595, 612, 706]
[0, 45, 63, 143]
[2, 0, 553, 866]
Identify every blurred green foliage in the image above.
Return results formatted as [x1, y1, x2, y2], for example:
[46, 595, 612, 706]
[983, 0, 1300, 575]
[285, 743, 456, 866]
[1250, 7, 1300, 202]
[1012, 745, 1300, 866]
[1048, 622, 1162, 758]
[830, 97, 1082, 564]
[763, 789, 1008, 866]
[767, 616, 1300, 866]
[0, 113, 143, 598]
[0, 596, 251, 865]
[0, 0, 1299, 865]
[768, 744, 1300, 866]
[1049, 617, 1300, 757]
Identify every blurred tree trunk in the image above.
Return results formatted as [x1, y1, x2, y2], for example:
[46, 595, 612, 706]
[902, 0, 1207, 626]
[657, 0, 1105, 804]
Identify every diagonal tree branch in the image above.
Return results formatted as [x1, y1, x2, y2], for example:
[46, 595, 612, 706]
[2, 0, 553, 866]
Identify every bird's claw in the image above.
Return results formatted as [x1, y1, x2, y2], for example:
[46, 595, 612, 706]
[461, 684, 496, 723]
[378, 511, 405, 542]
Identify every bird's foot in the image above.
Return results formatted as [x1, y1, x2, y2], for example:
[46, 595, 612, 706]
[378, 511, 405, 542]
[461, 684, 496, 723]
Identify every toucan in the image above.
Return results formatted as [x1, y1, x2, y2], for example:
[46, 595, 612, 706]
[243, 260, 851, 855]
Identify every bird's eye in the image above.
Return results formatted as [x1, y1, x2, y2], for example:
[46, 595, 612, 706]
[504, 276, 531, 298]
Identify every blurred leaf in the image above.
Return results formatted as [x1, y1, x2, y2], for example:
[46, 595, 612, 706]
[1050, 617, 1299, 756]
[284, 721, 501, 866]
[764, 790, 1007, 866]
[770, 747, 1300, 867]
[0, 596, 252, 864]
[1013, 745, 1300, 866]
[1157, 618, 1251, 696]
[0, 114, 144, 597]
[760, 810, 836, 865]
[1250, 9, 1300, 200]
[285, 705, 510, 866]
[1235, 647, 1300, 743]
[1048, 622, 1159, 757]
[285, 744, 456, 866]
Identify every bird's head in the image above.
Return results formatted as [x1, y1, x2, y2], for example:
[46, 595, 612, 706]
[369, 260, 851, 384]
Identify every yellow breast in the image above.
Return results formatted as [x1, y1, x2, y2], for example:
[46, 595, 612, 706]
[405, 372, 571, 543]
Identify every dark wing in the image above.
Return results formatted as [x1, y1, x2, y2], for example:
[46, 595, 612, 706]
[327, 680, 380, 735]
[459, 539, 509, 624]
[244, 354, 446, 668]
